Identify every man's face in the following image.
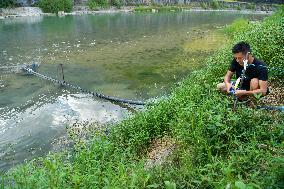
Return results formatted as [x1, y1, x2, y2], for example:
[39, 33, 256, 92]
[233, 52, 246, 66]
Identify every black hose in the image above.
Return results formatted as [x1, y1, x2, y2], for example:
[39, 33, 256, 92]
[21, 67, 147, 106]
[257, 106, 284, 112]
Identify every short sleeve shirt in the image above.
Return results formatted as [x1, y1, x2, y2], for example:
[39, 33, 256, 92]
[229, 58, 268, 90]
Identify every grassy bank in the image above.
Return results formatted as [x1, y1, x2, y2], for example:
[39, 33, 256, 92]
[1, 7, 283, 189]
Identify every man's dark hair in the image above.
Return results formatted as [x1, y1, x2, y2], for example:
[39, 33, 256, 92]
[232, 41, 251, 54]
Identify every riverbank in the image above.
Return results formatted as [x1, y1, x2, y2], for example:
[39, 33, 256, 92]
[2, 7, 283, 188]
[0, 6, 132, 19]
[0, 5, 275, 19]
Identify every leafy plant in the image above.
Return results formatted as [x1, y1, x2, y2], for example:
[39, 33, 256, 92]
[200, 2, 208, 10]
[110, 0, 122, 8]
[246, 3, 256, 10]
[0, 0, 17, 8]
[87, 0, 98, 10]
[224, 18, 250, 36]
[87, 0, 109, 9]
[38, 0, 73, 13]
[210, 0, 220, 10]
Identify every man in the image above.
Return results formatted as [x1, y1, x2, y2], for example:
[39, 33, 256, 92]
[217, 41, 269, 98]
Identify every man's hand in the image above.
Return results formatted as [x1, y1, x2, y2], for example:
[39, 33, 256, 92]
[235, 90, 248, 97]
[226, 83, 232, 93]
[224, 70, 234, 93]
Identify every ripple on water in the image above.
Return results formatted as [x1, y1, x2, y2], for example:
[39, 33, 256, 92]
[0, 92, 130, 171]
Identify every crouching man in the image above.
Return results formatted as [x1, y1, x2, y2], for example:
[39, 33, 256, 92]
[217, 41, 269, 99]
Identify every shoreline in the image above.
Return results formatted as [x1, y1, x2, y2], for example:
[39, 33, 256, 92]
[0, 6, 274, 19]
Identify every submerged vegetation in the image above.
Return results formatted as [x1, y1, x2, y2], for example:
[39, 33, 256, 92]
[1, 6, 284, 189]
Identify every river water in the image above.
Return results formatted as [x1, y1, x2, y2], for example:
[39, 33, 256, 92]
[0, 11, 266, 171]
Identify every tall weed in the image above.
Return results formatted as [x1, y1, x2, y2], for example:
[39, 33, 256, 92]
[38, 0, 73, 13]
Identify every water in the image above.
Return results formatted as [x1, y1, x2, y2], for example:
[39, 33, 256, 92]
[0, 11, 266, 171]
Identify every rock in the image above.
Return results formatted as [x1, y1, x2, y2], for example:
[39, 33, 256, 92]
[58, 11, 65, 16]
[1, 7, 42, 17]
[15, 0, 38, 6]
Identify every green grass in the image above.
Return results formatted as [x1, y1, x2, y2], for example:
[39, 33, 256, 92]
[224, 18, 250, 36]
[87, 0, 109, 10]
[1, 6, 284, 189]
[246, 3, 256, 10]
[38, 0, 73, 13]
[210, 0, 221, 10]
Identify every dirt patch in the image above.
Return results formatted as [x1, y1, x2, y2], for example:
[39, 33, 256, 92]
[145, 136, 176, 169]
[260, 80, 283, 106]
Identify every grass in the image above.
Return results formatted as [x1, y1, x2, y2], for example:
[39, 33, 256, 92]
[223, 18, 250, 36]
[1, 6, 284, 189]
[38, 0, 73, 14]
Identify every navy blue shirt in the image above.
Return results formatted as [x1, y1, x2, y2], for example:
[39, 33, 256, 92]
[229, 58, 268, 90]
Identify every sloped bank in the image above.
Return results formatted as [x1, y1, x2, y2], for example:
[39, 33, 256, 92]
[2, 6, 283, 189]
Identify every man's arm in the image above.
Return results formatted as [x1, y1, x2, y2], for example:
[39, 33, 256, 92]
[253, 80, 268, 96]
[224, 70, 234, 93]
[235, 80, 268, 96]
